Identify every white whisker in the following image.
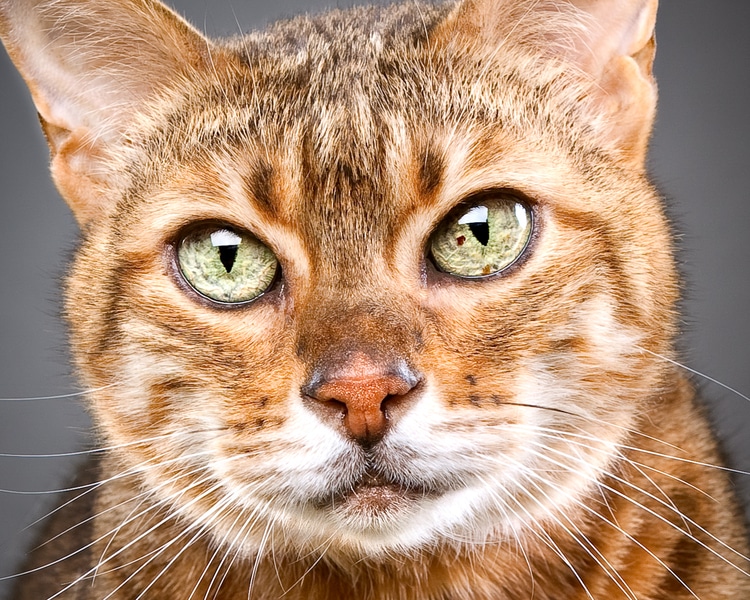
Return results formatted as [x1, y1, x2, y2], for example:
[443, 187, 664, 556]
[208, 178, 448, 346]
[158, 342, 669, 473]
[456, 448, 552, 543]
[508, 466, 699, 599]
[506, 423, 724, 500]
[519, 441, 750, 575]
[501, 420, 750, 478]
[0, 380, 129, 402]
[637, 345, 750, 404]
[478, 473, 599, 600]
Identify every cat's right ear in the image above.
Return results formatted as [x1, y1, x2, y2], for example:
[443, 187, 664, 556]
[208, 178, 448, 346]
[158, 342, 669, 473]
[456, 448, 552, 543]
[0, 0, 213, 226]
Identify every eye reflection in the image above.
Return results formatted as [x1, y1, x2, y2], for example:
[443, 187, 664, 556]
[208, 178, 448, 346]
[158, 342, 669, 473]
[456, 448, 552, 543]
[458, 205, 490, 246]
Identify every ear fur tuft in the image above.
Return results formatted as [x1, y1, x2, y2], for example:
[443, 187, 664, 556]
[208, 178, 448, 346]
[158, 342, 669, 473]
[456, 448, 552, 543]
[0, 0, 213, 225]
[435, 0, 659, 166]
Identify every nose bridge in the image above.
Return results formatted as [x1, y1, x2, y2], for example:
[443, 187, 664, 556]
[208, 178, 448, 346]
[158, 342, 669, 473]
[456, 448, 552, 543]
[303, 347, 419, 404]
[295, 295, 423, 443]
[296, 288, 419, 367]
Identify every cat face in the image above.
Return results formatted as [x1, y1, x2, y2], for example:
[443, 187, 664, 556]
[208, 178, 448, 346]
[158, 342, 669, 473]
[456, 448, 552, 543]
[1, 0, 677, 560]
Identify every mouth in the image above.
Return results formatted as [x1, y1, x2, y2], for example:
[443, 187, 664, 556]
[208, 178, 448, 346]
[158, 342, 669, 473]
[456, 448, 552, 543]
[312, 468, 441, 516]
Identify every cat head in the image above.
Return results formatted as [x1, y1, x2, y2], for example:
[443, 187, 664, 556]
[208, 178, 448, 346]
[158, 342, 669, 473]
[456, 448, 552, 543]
[0, 0, 676, 559]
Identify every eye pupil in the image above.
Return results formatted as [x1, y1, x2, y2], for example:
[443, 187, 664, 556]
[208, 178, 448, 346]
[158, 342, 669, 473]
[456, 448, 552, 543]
[468, 221, 490, 246]
[218, 245, 239, 273]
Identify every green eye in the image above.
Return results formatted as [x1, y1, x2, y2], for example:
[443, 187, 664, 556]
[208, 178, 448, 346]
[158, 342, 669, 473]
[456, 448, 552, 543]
[177, 227, 278, 304]
[430, 195, 532, 277]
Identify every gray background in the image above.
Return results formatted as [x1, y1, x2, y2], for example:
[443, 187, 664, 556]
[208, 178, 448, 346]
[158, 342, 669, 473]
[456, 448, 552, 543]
[0, 0, 748, 594]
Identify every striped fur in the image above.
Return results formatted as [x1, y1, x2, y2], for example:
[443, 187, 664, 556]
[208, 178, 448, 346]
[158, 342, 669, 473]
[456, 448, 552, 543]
[1, 0, 748, 597]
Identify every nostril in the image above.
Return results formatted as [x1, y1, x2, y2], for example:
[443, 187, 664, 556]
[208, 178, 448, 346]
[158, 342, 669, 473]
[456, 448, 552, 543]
[302, 395, 348, 426]
[321, 398, 347, 418]
[381, 380, 422, 421]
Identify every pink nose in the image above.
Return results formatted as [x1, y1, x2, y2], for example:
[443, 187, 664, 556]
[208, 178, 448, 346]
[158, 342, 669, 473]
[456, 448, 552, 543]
[303, 353, 420, 443]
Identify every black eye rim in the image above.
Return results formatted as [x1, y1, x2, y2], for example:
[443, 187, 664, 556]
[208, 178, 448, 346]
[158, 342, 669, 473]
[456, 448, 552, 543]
[425, 189, 539, 282]
[166, 220, 282, 309]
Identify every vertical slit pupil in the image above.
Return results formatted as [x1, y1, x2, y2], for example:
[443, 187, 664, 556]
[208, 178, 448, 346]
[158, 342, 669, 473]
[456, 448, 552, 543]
[218, 245, 239, 273]
[468, 222, 490, 246]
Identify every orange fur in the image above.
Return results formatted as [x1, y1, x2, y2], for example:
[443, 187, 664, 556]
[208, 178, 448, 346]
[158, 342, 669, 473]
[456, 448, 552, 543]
[1, 0, 748, 597]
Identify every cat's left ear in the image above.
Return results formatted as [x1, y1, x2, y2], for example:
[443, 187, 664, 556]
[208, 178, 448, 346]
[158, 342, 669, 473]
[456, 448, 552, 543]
[438, 0, 659, 167]
[562, 0, 658, 165]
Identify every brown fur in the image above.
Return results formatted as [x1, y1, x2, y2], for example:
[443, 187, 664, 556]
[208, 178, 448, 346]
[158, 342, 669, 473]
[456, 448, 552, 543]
[1, 0, 748, 597]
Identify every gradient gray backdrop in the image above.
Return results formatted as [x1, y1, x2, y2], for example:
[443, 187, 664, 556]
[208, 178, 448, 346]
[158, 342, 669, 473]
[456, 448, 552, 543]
[0, 0, 748, 594]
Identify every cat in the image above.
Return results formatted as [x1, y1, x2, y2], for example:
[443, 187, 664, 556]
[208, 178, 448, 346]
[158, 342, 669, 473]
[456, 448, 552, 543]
[1, 0, 749, 597]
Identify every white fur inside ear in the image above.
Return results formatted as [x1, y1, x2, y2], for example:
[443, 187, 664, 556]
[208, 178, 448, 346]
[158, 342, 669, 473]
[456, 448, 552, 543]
[621, 0, 658, 56]
[0, 0, 212, 224]
[567, 0, 658, 73]
[0, 0, 209, 137]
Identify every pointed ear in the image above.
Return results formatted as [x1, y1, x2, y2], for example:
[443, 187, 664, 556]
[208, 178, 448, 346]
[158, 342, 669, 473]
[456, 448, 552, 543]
[0, 0, 212, 226]
[436, 0, 659, 166]
[563, 0, 658, 165]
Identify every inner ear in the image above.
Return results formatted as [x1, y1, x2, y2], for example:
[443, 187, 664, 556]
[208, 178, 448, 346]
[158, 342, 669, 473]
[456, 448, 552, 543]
[0, 0, 216, 226]
[0, 0, 213, 138]
[565, 0, 658, 77]
[572, 0, 658, 165]
[432, 0, 659, 166]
